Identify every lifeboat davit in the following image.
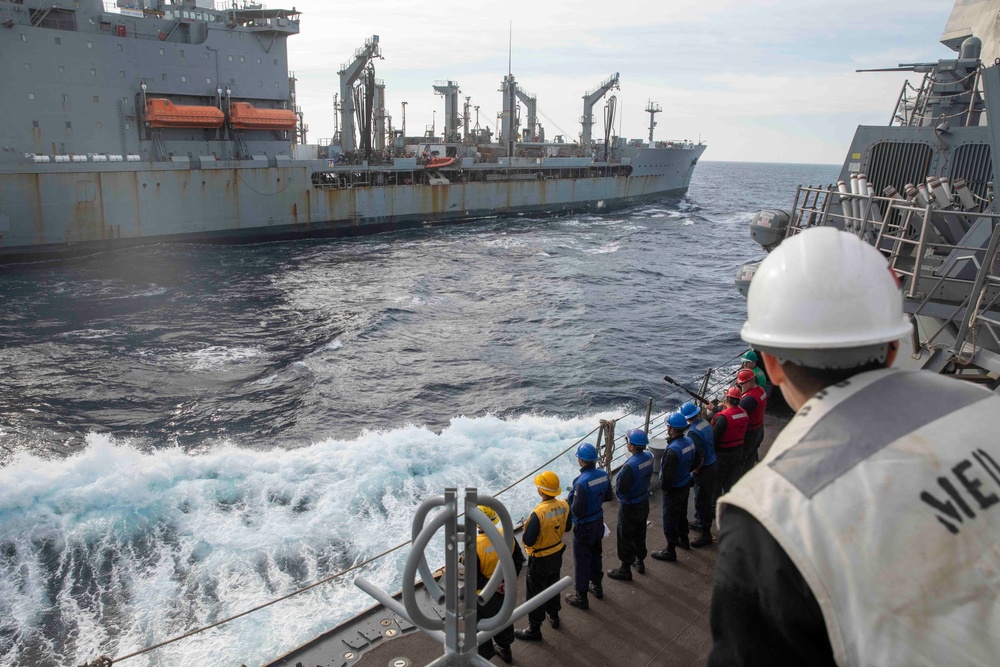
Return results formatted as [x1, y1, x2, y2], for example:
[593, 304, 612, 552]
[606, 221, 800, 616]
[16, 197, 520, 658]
[425, 156, 455, 169]
[145, 98, 225, 129]
[229, 102, 299, 130]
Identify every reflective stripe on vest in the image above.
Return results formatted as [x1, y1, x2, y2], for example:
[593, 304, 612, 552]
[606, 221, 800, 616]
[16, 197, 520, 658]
[666, 436, 696, 487]
[716, 407, 748, 449]
[574, 467, 610, 523]
[720, 369, 1000, 666]
[742, 385, 767, 429]
[617, 451, 654, 505]
[524, 498, 569, 558]
[689, 418, 716, 467]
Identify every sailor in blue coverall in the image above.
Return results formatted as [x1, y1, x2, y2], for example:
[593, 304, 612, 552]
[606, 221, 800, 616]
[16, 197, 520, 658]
[564, 442, 613, 610]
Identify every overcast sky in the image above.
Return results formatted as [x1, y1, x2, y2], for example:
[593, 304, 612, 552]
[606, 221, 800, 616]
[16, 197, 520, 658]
[283, 0, 956, 164]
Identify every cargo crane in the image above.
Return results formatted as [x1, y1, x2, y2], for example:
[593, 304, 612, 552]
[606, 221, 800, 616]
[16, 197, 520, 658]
[338, 35, 382, 152]
[580, 73, 619, 153]
[432, 80, 462, 143]
[515, 84, 542, 142]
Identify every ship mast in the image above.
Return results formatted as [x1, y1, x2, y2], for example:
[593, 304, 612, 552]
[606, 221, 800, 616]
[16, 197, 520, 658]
[645, 100, 661, 145]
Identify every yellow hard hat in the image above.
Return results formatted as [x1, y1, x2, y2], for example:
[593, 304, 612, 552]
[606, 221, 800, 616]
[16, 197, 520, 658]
[478, 505, 500, 524]
[534, 471, 561, 496]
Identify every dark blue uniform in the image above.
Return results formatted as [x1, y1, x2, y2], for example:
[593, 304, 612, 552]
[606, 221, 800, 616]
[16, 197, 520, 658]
[568, 464, 613, 595]
[660, 435, 698, 548]
[614, 450, 654, 567]
[688, 417, 719, 532]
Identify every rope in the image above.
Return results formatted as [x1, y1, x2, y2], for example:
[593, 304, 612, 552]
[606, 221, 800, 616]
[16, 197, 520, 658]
[535, 106, 574, 142]
[235, 169, 293, 196]
[98, 364, 731, 664]
[956, 317, 980, 366]
[924, 67, 980, 86]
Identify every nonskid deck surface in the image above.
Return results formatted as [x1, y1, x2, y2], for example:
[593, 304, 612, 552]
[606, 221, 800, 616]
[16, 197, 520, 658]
[272, 410, 790, 667]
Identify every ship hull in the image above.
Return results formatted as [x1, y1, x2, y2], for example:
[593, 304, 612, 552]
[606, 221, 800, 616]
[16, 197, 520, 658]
[0, 146, 704, 260]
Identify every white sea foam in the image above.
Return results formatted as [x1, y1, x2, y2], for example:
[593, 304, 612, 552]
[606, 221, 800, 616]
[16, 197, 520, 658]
[584, 241, 621, 255]
[108, 285, 168, 299]
[481, 236, 527, 250]
[59, 328, 121, 340]
[392, 296, 426, 307]
[715, 211, 756, 226]
[177, 346, 265, 371]
[0, 410, 645, 666]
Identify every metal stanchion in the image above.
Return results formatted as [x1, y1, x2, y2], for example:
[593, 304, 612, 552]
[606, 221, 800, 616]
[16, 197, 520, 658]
[356, 487, 572, 666]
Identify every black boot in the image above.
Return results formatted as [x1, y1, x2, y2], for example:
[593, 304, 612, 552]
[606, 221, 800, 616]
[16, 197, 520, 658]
[678, 533, 691, 550]
[495, 643, 513, 664]
[633, 559, 645, 574]
[607, 564, 632, 581]
[515, 625, 543, 641]
[565, 591, 589, 609]
[589, 581, 604, 599]
[651, 546, 677, 562]
[548, 613, 560, 629]
[691, 530, 713, 548]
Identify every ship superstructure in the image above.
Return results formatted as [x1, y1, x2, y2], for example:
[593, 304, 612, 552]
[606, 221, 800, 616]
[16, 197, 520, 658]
[740, 0, 1000, 386]
[0, 0, 301, 165]
[0, 0, 704, 260]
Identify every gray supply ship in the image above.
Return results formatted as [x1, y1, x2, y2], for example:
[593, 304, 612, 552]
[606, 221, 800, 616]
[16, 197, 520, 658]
[0, 0, 705, 261]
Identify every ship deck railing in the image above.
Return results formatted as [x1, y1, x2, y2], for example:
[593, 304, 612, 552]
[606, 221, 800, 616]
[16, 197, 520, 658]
[310, 164, 635, 190]
[82, 356, 748, 667]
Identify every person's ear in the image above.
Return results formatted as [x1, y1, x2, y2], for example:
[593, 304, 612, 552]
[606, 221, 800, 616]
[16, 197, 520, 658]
[761, 352, 785, 386]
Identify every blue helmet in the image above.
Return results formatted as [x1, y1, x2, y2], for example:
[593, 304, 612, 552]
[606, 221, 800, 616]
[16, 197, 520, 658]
[576, 442, 599, 461]
[679, 402, 700, 420]
[665, 412, 688, 429]
[626, 428, 649, 447]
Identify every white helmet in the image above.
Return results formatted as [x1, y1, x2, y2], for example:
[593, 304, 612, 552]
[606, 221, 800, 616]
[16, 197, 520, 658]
[740, 227, 911, 368]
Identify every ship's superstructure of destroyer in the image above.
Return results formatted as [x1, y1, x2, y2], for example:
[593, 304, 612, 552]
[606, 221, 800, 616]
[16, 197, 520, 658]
[0, 0, 704, 260]
[739, 0, 1000, 387]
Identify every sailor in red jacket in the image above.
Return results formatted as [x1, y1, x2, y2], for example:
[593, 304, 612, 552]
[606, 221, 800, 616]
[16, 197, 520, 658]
[737, 368, 767, 474]
[712, 386, 749, 498]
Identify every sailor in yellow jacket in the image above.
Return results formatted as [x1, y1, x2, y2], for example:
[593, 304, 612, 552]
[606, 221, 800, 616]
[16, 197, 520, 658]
[474, 505, 525, 664]
[514, 471, 570, 642]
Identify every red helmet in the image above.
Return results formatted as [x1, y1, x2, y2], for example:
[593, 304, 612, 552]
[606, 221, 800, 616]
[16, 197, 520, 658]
[736, 369, 755, 383]
[725, 386, 743, 399]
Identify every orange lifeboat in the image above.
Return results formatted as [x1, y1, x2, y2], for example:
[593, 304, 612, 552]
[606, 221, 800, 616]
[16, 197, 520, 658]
[145, 98, 225, 129]
[228, 102, 299, 130]
[425, 156, 455, 169]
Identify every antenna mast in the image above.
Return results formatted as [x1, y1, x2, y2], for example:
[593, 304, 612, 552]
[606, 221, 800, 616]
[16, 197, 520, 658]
[645, 100, 662, 145]
[508, 21, 512, 76]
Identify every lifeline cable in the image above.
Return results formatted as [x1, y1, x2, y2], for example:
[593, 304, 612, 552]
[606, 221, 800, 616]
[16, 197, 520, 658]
[96, 366, 727, 664]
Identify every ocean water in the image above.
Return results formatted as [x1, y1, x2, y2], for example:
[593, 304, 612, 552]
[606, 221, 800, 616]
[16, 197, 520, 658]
[0, 161, 838, 666]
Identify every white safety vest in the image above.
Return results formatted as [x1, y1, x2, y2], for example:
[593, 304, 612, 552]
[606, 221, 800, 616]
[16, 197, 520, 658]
[720, 369, 1000, 667]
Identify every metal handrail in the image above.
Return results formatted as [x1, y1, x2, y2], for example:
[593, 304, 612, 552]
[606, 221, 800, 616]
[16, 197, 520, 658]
[86, 362, 731, 666]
